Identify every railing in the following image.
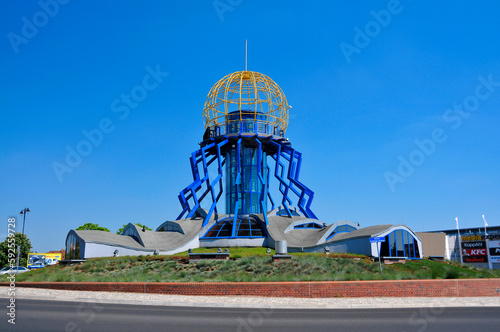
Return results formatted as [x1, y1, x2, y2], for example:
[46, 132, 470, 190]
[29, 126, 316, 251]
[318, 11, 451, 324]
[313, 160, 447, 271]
[211, 120, 284, 137]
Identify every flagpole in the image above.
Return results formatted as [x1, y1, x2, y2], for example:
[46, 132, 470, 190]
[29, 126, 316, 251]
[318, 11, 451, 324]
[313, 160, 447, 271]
[483, 214, 493, 270]
[456, 217, 463, 264]
[482, 214, 488, 236]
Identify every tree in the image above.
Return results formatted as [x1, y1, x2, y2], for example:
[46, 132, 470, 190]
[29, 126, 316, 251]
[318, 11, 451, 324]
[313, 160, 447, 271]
[116, 223, 152, 234]
[76, 223, 110, 232]
[0, 233, 32, 268]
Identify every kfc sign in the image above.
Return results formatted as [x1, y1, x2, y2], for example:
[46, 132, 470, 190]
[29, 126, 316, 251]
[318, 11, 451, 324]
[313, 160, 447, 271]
[462, 241, 488, 263]
[463, 248, 487, 256]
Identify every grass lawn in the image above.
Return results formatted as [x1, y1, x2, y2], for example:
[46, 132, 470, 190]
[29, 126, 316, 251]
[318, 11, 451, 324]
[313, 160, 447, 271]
[8, 247, 500, 283]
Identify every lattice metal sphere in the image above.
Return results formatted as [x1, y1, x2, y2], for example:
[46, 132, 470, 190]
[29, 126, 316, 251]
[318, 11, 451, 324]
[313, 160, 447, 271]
[203, 71, 289, 136]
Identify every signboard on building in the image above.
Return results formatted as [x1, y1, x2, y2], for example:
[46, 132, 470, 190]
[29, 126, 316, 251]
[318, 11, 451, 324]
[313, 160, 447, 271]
[27, 254, 45, 265]
[461, 235, 483, 241]
[369, 237, 385, 243]
[461, 241, 488, 263]
[490, 247, 500, 255]
[463, 248, 487, 256]
[489, 240, 500, 264]
[462, 241, 486, 249]
[27, 252, 62, 268]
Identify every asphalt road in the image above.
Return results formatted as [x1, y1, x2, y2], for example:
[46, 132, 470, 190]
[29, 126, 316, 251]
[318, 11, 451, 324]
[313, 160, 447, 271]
[1, 299, 499, 332]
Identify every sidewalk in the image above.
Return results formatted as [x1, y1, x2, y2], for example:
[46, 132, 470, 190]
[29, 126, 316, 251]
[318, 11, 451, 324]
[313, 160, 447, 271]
[2, 286, 500, 309]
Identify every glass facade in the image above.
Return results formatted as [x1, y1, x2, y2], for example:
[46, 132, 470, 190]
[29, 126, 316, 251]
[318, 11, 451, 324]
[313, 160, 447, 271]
[224, 110, 282, 136]
[277, 207, 301, 217]
[65, 233, 82, 260]
[225, 146, 267, 215]
[225, 110, 269, 215]
[157, 222, 184, 234]
[121, 226, 141, 243]
[380, 229, 420, 259]
[294, 222, 322, 229]
[326, 225, 357, 241]
[203, 216, 265, 238]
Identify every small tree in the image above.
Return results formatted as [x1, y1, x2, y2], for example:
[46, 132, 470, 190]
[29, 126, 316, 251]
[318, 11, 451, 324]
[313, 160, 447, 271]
[76, 223, 110, 232]
[116, 223, 152, 234]
[0, 233, 32, 267]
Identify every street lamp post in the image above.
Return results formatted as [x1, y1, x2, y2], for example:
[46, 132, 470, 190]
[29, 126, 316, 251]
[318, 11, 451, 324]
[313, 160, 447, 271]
[17, 208, 30, 268]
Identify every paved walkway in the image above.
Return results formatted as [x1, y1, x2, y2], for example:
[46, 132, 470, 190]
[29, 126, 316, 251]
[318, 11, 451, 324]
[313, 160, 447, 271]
[1, 286, 500, 309]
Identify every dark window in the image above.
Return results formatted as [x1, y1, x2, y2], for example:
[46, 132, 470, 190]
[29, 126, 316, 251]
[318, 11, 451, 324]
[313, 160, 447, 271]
[293, 222, 322, 230]
[390, 232, 396, 256]
[414, 237, 420, 258]
[75, 239, 81, 259]
[66, 234, 81, 260]
[396, 230, 404, 256]
[380, 235, 390, 257]
[158, 223, 184, 234]
[203, 216, 264, 238]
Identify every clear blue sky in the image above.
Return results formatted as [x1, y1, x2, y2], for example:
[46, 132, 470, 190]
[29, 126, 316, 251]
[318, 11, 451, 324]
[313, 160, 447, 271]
[2, 1, 500, 252]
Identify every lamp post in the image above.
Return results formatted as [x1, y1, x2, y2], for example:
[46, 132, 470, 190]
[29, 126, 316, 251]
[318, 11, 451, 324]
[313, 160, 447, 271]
[17, 208, 30, 268]
[483, 215, 493, 270]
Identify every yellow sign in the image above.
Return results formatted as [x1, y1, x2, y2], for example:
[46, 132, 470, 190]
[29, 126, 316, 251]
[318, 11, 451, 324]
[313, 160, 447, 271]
[27, 252, 62, 267]
[461, 235, 483, 242]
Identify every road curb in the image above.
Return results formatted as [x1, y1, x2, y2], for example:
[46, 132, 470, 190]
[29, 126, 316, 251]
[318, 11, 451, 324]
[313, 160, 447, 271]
[2, 292, 500, 309]
[2, 278, 500, 298]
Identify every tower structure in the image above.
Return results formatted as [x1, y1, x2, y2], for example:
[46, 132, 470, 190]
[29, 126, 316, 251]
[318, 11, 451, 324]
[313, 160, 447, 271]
[64, 54, 423, 260]
[176, 69, 317, 239]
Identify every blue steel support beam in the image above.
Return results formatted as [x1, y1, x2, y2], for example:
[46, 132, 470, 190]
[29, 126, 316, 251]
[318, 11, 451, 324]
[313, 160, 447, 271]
[283, 147, 317, 220]
[231, 138, 242, 237]
[186, 143, 216, 218]
[266, 165, 275, 211]
[254, 138, 269, 225]
[270, 141, 292, 217]
[177, 135, 317, 227]
[196, 145, 214, 204]
[176, 140, 228, 223]
[269, 140, 317, 220]
[186, 150, 203, 217]
[176, 151, 202, 220]
[202, 138, 228, 227]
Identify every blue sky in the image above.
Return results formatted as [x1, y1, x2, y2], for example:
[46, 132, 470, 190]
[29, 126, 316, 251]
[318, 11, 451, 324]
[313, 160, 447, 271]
[1, 1, 500, 252]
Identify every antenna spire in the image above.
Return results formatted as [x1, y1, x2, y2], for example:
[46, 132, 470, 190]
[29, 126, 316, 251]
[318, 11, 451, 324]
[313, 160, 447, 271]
[245, 40, 247, 71]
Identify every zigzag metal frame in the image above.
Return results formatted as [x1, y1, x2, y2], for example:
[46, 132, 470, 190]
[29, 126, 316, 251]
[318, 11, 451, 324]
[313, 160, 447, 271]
[177, 138, 228, 227]
[269, 141, 317, 220]
[177, 136, 317, 228]
[255, 139, 269, 225]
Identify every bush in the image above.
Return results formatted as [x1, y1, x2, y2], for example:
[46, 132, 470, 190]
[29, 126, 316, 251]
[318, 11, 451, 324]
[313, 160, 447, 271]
[445, 269, 460, 279]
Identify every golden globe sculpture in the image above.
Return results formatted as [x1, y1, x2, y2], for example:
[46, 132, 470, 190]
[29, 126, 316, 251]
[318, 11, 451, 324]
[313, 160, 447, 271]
[203, 71, 289, 137]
